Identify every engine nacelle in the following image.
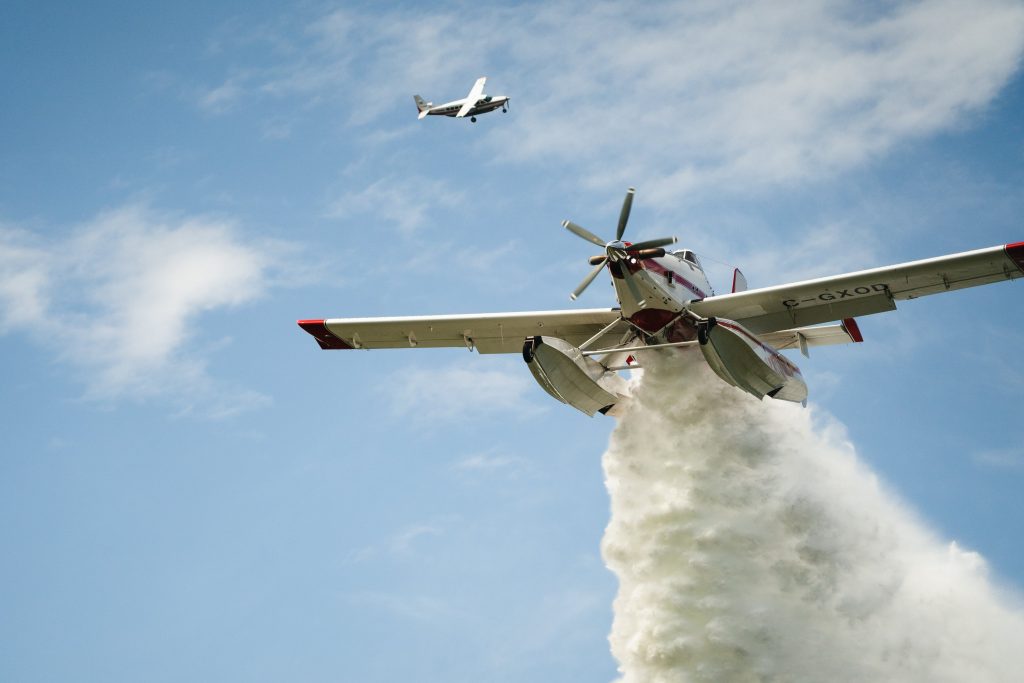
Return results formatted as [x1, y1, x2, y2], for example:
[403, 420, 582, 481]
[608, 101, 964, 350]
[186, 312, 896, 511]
[522, 336, 630, 417]
[697, 317, 808, 404]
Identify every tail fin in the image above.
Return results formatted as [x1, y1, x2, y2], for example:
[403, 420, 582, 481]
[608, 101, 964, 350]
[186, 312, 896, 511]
[731, 268, 748, 294]
[414, 95, 431, 119]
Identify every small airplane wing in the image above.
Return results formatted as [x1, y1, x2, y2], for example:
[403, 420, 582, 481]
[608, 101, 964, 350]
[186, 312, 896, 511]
[298, 308, 623, 354]
[690, 243, 1023, 334]
[456, 77, 486, 118]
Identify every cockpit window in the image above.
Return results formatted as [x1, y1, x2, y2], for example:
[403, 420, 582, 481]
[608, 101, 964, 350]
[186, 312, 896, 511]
[672, 249, 699, 265]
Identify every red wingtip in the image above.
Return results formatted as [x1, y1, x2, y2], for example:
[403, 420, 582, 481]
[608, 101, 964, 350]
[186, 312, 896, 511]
[841, 317, 864, 343]
[1006, 242, 1024, 272]
[297, 319, 352, 350]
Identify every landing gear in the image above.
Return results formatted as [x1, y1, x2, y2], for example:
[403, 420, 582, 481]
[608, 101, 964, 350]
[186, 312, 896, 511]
[470, 116, 477, 122]
[502, 107, 507, 113]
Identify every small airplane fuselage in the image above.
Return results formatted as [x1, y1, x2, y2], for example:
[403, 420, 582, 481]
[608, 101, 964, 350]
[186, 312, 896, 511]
[422, 95, 510, 119]
[414, 77, 509, 122]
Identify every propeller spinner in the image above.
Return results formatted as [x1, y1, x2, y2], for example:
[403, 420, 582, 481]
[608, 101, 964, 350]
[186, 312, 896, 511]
[563, 188, 677, 300]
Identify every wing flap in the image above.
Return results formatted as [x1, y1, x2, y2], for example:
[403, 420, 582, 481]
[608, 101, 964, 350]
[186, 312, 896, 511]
[300, 308, 623, 355]
[692, 243, 1022, 334]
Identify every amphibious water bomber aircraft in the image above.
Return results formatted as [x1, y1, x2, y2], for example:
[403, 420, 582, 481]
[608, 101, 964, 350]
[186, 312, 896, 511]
[414, 77, 509, 122]
[299, 188, 1023, 417]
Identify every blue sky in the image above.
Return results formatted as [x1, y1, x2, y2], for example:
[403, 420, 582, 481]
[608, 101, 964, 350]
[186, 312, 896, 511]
[1, 1, 1023, 681]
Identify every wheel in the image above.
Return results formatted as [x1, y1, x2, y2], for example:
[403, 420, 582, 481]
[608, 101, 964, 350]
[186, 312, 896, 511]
[470, 116, 477, 122]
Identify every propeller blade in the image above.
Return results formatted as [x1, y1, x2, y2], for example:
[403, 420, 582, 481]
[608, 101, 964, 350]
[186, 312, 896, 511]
[562, 220, 607, 248]
[615, 187, 635, 241]
[629, 248, 665, 260]
[588, 255, 609, 266]
[626, 236, 678, 251]
[570, 260, 607, 300]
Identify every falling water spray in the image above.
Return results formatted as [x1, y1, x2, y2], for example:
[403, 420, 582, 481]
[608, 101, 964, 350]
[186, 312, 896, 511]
[602, 351, 1024, 682]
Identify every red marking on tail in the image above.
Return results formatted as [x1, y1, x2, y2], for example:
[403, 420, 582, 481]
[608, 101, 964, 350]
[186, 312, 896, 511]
[841, 317, 864, 343]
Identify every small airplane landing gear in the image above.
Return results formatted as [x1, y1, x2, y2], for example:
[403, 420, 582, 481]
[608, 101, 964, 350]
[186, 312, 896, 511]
[471, 116, 477, 122]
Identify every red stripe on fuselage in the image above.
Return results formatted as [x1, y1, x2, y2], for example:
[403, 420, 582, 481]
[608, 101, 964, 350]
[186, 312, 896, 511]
[636, 259, 707, 299]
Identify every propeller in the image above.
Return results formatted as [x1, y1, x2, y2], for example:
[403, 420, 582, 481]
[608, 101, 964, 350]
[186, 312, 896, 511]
[563, 188, 677, 300]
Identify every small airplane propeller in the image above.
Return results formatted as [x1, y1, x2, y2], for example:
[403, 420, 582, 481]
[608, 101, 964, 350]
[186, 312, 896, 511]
[563, 187, 677, 300]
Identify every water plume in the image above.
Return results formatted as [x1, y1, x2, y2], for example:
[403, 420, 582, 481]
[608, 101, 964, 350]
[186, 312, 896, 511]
[602, 351, 1024, 682]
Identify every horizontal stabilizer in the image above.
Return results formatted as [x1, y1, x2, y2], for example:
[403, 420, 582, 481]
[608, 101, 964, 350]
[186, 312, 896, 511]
[758, 318, 863, 357]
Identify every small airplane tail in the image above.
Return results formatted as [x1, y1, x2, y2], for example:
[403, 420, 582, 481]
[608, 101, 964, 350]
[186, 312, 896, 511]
[413, 95, 431, 119]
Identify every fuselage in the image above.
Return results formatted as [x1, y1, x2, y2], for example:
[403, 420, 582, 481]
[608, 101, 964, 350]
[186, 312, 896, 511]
[427, 95, 509, 117]
[607, 247, 714, 341]
[601, 247, 807, 403]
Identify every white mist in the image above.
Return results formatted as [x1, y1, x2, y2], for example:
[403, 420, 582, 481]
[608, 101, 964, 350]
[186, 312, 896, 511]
[602, 351, 1024, 682]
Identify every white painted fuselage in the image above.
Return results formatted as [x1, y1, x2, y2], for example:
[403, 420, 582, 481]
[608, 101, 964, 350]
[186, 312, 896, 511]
[420, 95, 510, 119]
[414, 77, 509, 122]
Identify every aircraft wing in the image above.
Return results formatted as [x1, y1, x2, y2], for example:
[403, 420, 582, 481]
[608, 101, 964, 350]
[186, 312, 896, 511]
[689, 243, 1023, 334]
[456, 77, 486, 118]
[298, 308, 624, 354]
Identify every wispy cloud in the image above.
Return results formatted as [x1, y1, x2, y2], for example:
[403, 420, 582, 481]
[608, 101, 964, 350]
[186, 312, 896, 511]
[0, 226, 50, 331]
[973, 447, 1024, 471]
[0, 205, 293, 416]
[341, 590, 460, 623]
[198, 0, 1024, 205]
[382, 359, 544, 423]
[326, 175, 464, 235]
[198, 76, 247, 114]
[344, 519, 450, 565]
[451, 448, 535, 483]
[720, 221, 883, 288]
[454, 450, 528, 473]
[490, 0, 1024, 200]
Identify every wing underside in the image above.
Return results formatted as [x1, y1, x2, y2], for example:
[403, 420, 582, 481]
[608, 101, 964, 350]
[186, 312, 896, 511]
[456, 77, 486, 118]
[299, 245, 1021, 357]
[299, 308, 624, 354]
[691, 243, 1023, 334]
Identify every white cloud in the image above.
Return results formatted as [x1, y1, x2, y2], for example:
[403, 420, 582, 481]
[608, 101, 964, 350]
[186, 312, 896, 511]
[389, 523, 443, 555]
[344, 519, 450, 565]
[342, 590, 459, 622]
[0, 205, 287, 416]
[451, 448, 535, 483]
[722, 221, 883, 287]
[454, 451, 527, 473]
[490, 0, 1024, 201]
[0, 227, 51, 331]
[973, 447, 1024, 471]
[326, 175, 464, 235]
[383, 359, 544, 423]
[200, 0, 1024, 205]
[198, 76, 248, 114]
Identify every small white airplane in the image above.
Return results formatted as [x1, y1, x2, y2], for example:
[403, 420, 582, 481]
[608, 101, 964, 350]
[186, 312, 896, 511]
[414, 77, 509, 122]
[299, 188, 1023, 417]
